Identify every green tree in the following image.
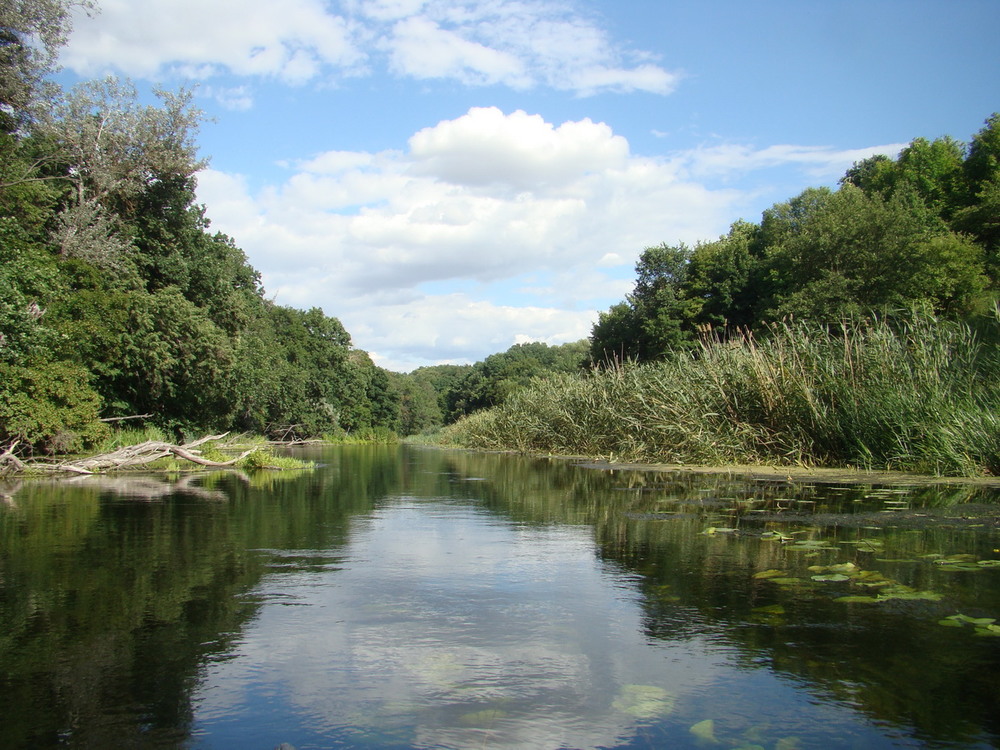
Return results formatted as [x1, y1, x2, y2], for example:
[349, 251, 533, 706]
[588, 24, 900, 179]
[0, 358, 108, 453]
[0, 0, 92, 133]
[590, 243, 697, 363]
[685, 220, 761, 331]
[759, 183, 985, 321]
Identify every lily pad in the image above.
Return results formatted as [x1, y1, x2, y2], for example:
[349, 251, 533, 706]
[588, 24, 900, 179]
[977, 560, 1000, 568]
[834, 595, 879, 604]
[761, 531, 793, 541]
[613, 685, 676, 719]
[811, 574, 850, 582]
[786, 540, 838, 551]
[945, 614, 996, 627]
[703, 527, 738, 535]
[828, 562, 859, 574]
[753, 569, 787, 580]
[877, 590, 943, 602]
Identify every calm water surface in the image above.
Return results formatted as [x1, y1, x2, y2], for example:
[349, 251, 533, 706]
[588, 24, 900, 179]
[1, 445, 999, 749]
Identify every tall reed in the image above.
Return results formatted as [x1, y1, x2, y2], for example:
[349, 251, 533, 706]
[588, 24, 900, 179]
[441, 311, 1000, 476]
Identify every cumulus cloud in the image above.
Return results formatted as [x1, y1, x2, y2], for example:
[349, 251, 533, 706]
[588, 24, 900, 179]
[64, 0, 364, 83]
[63, 0, 677, 96]
[408, 107, 629, 190]
[199, 107, 890, 371]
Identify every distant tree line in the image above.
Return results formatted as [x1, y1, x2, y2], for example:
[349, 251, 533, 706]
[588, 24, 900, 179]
[0, 0, 400, 452]
[390, 340, 590, 436]
[591, 117, 1000, 363]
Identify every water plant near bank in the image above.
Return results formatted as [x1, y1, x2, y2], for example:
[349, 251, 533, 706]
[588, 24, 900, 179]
[442, 310, 1000, 476]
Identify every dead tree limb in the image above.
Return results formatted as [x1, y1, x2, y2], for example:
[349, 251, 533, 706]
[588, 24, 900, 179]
[21, 433, 256, 474]
[0, 441, 26, 473]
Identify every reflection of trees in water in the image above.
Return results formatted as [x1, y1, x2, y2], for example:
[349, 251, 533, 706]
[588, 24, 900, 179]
[2, 446, 998, 748]
[442, 450, 1000, 746]
[0, 445, 403, 749]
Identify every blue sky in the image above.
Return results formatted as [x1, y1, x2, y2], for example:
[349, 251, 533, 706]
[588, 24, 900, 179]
[59, 0, 1000, 371]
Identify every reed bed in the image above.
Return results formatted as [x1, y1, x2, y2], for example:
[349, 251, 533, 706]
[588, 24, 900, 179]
[441, 312, 1000, 476]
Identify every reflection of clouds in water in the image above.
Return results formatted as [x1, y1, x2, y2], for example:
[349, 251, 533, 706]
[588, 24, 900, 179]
[194, 500, 726, 749]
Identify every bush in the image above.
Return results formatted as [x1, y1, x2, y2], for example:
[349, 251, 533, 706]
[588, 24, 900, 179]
[0, 359, 109, 454]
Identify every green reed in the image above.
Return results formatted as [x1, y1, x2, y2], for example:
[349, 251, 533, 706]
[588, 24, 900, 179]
[442, 311, 1000, 476]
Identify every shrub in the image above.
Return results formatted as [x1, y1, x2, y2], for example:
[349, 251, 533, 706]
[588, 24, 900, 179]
[0, 359, 109, 454]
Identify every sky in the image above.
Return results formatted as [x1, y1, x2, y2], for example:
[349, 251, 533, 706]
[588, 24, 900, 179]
[57, 0, 1000, 372]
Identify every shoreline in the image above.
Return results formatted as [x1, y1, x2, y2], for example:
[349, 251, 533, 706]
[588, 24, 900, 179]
[572, 457, 1000, 488]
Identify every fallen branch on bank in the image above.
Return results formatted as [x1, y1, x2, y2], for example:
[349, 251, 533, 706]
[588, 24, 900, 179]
[23, 433, 257, 475]
[0, 441, 25, 472]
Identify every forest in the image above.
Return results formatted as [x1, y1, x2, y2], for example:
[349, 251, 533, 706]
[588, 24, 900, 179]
[2, 1, 999, 474]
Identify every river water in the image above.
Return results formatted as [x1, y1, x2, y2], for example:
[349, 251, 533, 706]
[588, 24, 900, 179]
[1, 444, 999, 749]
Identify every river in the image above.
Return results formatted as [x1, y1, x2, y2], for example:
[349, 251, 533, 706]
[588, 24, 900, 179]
[1, 444, 998, 749]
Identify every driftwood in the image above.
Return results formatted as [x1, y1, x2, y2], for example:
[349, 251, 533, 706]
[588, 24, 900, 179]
[0, 441, 25, 472]
[99, 413, 153, 423]
[24, 433, 258, 475]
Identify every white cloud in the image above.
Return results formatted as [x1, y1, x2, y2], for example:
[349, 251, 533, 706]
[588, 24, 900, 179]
[387, 17, 530, 87]
[675, 141, 907, 181]
[63, 0, 677, 96]
[408, 107, 629, 190]
[346, 294, 597, 371]
[64, 0, 364, 83]
[200, 108, 856, 370]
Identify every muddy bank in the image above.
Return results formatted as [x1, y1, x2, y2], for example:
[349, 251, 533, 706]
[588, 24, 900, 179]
[574, 458, 1000, 489]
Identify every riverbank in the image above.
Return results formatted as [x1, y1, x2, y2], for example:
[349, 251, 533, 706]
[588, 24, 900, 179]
[0, 431, 314, 476]
[437, 313, 1000, 479]
[573, 457, 1000, 489]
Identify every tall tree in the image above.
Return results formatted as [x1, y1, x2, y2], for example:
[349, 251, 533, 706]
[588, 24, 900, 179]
[0, 0, 93, 132]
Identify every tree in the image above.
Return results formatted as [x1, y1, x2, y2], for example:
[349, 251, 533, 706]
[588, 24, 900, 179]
[685, 220, 761, 331]
[0, 0, 93, 132]
[760, 183, 986, 321]
[42, 78, 207, 265]
[963, 113, 1000, 191]
[590, 243, 697, 363]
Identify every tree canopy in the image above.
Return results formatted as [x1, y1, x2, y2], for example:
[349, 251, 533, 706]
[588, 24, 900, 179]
[0, 4, 402, 452]
[591, 116, 999, 364]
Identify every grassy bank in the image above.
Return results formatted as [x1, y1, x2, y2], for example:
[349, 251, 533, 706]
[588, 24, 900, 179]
[440, 311, 1000, 476]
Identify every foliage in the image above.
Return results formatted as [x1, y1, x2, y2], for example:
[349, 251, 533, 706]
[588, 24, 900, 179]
[436, 340, 589, 423]
[0, 358, 109, 453]
[445, 310, 1000, 476]
[0, 2, 403, 453]
[591, 117, 999, 364]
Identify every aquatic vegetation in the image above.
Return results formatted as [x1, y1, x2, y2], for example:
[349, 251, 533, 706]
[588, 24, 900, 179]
[612, 685, 676, 719]
[689, 718, 717, 743]
[939, 614, 1000, 637]
[441, 312, 1000, 476]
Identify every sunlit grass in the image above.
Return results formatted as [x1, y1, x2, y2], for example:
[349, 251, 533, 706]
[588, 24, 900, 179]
[322, 427, 399, 444]
[442, 310, 1000, 476]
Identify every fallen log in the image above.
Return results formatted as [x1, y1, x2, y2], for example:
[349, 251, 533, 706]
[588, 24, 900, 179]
[24, 433, 259, 474]
[0, 441, 25, 473]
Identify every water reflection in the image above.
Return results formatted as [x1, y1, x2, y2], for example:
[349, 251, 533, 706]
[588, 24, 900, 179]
[192, 499, 732, 749]
[0, 446, 998, 749]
